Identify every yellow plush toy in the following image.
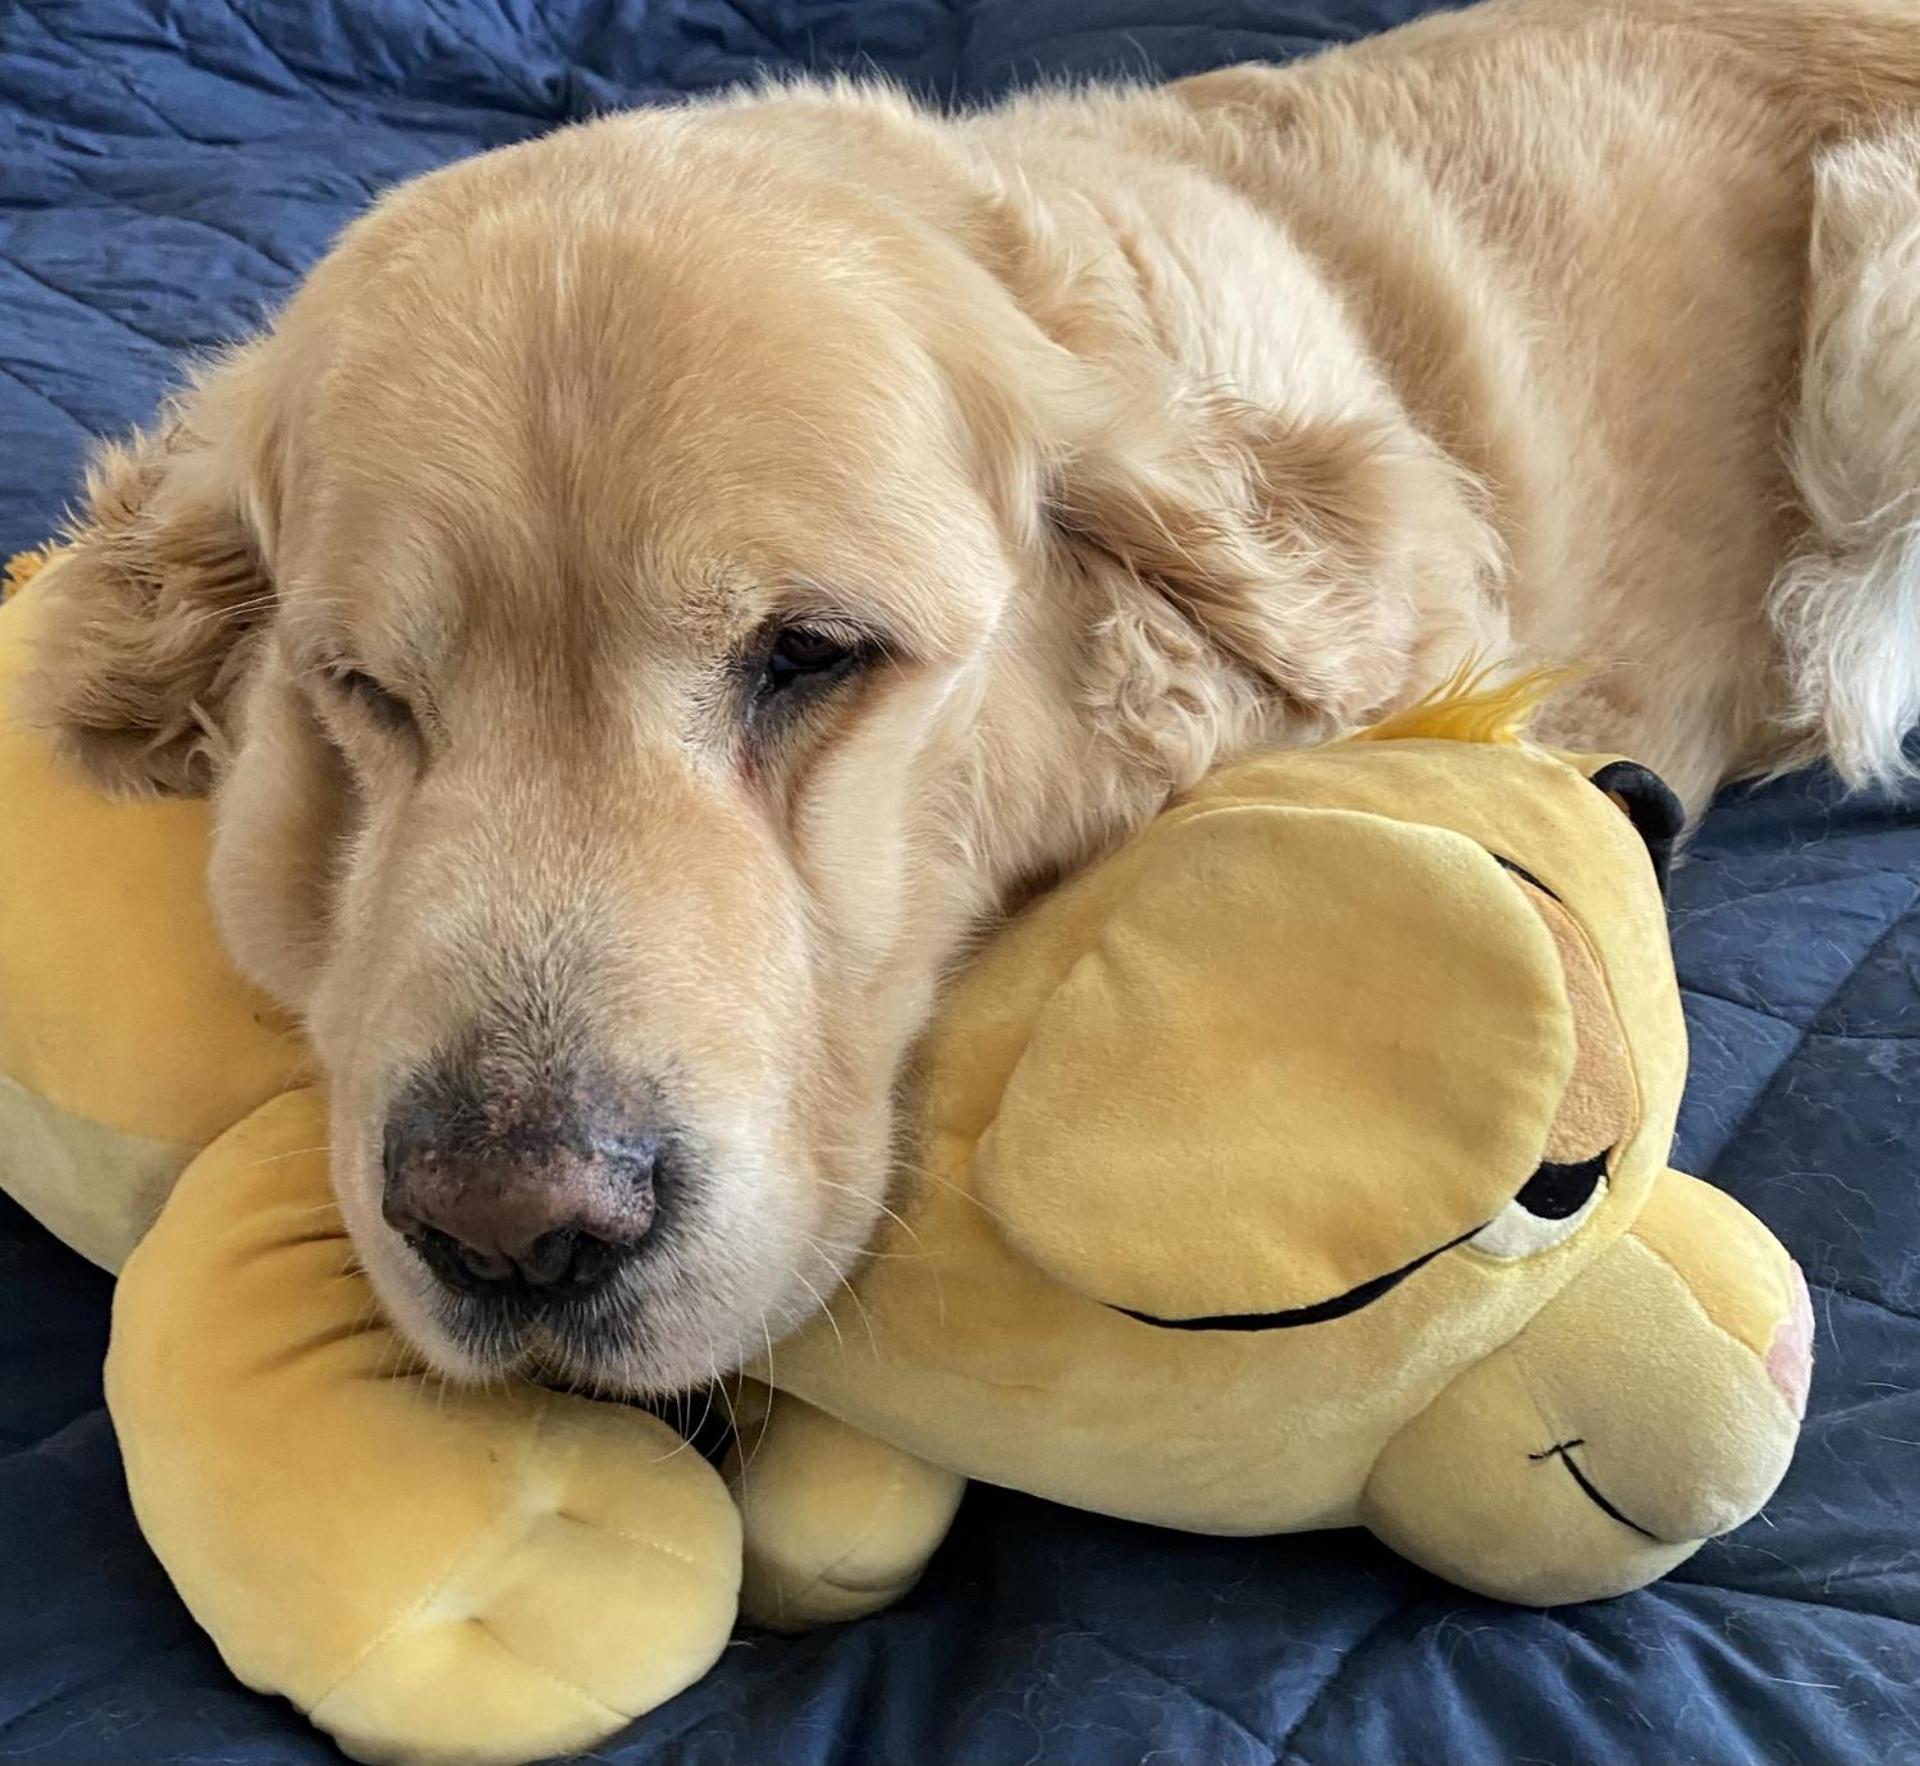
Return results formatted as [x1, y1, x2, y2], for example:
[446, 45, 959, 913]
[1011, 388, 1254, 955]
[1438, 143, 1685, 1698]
[0, 554, 1811, 1766]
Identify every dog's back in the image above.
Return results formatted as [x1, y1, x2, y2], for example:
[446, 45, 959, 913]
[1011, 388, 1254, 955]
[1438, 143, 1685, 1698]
[982, 0, 1920, 806]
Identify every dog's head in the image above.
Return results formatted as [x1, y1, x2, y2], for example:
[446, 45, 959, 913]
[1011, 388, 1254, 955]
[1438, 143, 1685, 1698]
[24, 87, 1493, 1393]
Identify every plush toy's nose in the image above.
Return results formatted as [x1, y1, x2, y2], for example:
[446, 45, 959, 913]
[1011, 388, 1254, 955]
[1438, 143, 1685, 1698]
[380, 1069, 660, 1301]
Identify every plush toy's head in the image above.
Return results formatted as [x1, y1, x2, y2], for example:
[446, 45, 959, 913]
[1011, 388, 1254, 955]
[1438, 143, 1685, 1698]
[967, 700, 1689, 1345]
[765, 681, 1807, 1602]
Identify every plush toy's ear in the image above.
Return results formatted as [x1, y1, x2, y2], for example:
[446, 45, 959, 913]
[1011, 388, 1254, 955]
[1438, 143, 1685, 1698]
[972, 802, 1577, 1324]
[23, 345, 280, 799]
[1589, 760, 1686, 894]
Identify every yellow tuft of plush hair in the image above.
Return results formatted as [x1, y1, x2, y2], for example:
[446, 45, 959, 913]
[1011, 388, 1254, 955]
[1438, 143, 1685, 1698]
[1350, 660, 1580, 747]
[2, 543, 59, 602]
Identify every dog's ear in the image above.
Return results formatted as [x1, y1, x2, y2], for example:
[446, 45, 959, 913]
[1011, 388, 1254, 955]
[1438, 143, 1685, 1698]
[1045, 381, 1505, 730]
[945, 180, 1503, 736]
[24, 345, 282, 799]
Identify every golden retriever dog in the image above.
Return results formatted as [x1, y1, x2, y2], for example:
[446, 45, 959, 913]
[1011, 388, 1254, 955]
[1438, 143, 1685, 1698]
[22, 0, 1920, 1397]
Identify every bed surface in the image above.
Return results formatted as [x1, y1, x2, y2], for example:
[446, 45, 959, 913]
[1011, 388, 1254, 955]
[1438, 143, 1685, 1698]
[3, 3, 1917, 1760]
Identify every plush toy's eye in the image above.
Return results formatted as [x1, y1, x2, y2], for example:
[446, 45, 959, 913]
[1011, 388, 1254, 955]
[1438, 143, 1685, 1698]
[1464, 1150, 1609, 1259]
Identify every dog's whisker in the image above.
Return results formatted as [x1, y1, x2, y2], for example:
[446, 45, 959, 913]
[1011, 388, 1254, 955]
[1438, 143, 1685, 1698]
[235, 1143, 334, 1173]
[786, 1266, 844, 1352]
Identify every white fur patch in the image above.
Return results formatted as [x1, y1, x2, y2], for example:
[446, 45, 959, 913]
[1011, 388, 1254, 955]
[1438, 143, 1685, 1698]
[1772, 129, 1920, 787]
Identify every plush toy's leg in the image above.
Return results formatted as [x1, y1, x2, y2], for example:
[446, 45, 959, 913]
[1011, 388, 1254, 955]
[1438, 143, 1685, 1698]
[728, 1386, 967, 1631]
[107, 1090, 742, 1766]
[1362, 1175, 1806, 1606]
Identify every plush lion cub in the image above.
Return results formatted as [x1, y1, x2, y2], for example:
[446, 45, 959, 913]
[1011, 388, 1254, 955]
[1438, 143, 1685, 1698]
[1, 558, 1808, 1766]
[739, 682, 1811, 1628]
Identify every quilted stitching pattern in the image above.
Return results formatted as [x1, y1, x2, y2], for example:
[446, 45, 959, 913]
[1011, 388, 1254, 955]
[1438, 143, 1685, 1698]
[2, 4, 1916, 1761]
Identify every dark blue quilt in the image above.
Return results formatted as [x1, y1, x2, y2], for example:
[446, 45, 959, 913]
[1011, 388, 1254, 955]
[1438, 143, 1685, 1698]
[3, 3, 1917, 1762]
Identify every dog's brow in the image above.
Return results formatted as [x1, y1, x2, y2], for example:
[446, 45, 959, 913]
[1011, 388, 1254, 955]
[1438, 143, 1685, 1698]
[675, 566, 762, 641]
[277, 588, 445, 691]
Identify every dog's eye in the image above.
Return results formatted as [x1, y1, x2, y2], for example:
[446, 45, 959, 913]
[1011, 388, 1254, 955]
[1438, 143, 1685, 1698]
[327, 667, 416, 733]
[1463, 1151, 1609, 1260]
[759, 625, 860, 694]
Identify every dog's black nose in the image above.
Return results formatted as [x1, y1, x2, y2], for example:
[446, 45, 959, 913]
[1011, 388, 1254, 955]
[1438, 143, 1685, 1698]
[381, 1070, 660, 1302]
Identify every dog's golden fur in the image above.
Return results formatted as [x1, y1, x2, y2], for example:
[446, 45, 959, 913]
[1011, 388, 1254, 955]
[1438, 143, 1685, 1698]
[23, 0, 1920, 1392]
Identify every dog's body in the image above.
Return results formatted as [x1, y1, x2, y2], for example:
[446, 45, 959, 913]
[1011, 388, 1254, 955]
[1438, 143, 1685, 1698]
[25, 0, 1920, 1394]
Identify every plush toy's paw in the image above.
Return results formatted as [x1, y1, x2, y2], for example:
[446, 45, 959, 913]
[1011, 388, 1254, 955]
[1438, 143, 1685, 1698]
[107, 1089, 742, 1766]
[730, 1390, 966, 1630]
